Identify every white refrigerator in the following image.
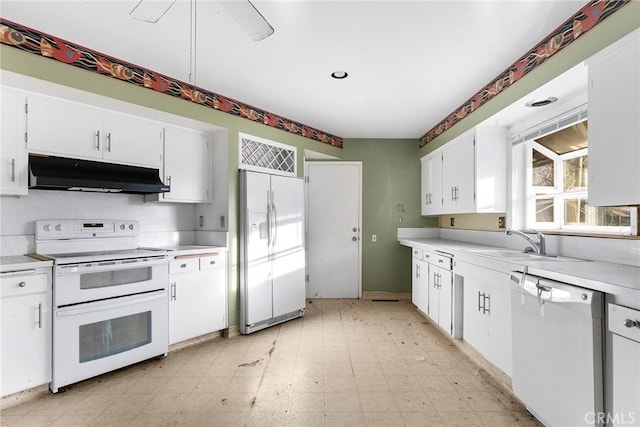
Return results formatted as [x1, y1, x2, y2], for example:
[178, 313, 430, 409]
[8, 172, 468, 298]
[239, 170, 306, 334]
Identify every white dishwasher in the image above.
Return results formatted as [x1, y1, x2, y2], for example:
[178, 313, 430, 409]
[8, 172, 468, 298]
[509, 271, 604, 427]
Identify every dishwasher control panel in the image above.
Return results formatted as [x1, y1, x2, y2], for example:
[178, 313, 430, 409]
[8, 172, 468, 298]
[608, 303, 640, 343]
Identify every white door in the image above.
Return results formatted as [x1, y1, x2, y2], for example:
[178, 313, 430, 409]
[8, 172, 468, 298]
[163, 126, 210, 202]
[271, 175, 306, 316]
[307, 161, 361, 298]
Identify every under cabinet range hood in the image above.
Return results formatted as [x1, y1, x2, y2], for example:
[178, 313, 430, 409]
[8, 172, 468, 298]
[28, 154, 170, 194]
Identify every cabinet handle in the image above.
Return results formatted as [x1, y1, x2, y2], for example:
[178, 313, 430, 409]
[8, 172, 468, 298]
[209, 260, 216, 265]
[484, 294, 490, 315]
[10, 158, 16, 182]
[416, 263, 420, 278]
[623, 319, 639, 328]
[478, 291, 484, 313]
[95, 130, 101, 150]
[18, 281, 26, 288]
[171, 282, 176, 301]
[451, 187, 455, 201]
[106, 133, 112, 152]
[38, 303, 43, 329]
[456, 187, 460, 201]
[180, 263, 187, 268]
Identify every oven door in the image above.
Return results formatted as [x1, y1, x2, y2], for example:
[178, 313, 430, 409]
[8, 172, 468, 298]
[51, 289, 168, 392]
[54, 257, 168, 306]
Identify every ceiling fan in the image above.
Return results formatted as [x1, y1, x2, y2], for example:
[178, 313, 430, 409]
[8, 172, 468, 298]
[129, 0, 275, 41]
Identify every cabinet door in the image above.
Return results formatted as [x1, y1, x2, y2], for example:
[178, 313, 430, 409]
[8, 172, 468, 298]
[169, 270, 212, 344]
[587, 30, 640, 206]
[102, 112, 163, 168]
[201, 253, 227, 332]
[438, 268, 453, 335]
[420, 157, 429, 215]
[412, 259, 428, 313]
[462, 268, 487, 352]
[162, 126, 210, 202]
[441, 144, 457, 213]
[27, 95, 103, 160]
[427, 266, 439, 323]
[485, 273, 512, 376]
[422, 153, 443, 215]
[1, 292, 50, 396]
[0, 88, 28, 195]
[453, 132, 476, 213]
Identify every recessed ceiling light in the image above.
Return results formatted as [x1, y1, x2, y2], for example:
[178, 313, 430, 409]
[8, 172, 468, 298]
[525, 97, 558, 107]
[331, 71, 348, 79]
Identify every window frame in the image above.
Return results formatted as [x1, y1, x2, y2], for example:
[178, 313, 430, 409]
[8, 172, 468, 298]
[525, 123, 634, 235]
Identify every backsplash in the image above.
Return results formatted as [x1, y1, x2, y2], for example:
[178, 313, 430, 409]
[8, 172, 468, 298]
[0, 190, 197, 256]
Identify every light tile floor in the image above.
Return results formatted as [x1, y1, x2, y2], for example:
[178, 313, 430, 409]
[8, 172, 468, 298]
[1, 299, 541, 426]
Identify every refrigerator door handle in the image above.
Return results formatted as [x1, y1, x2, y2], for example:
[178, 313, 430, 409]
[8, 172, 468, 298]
[271, 192, 277, 248]
[266, 190, 272, 257]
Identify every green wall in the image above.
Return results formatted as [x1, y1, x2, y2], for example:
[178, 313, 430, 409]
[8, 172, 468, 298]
[342, 138, 436, 292]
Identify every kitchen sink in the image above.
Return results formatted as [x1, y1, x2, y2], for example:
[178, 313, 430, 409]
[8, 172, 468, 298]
[465, 249, 585, 262]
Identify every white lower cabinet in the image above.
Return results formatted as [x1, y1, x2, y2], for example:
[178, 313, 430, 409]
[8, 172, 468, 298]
[425, 252, 455, 336]
[411, 248, 428, 313]
[168, 252, 227, 345]
[458, 260, 512, 376]
[1, 268, 51, 396]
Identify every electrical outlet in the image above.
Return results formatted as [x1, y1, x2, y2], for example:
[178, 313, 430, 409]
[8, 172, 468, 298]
[450, 217, 455, 227]
[498, 216, 506, 229]
[371, 234, 377, 243]
[199, 215, 204, 227]
[220, 215, 226, 229]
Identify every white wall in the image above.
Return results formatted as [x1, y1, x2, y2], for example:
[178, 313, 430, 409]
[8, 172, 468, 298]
[0, 190, 196, 255]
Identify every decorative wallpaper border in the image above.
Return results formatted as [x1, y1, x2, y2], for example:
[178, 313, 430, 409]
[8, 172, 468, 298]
[419, 0, 630, 147]
[0, 18, 344, 149]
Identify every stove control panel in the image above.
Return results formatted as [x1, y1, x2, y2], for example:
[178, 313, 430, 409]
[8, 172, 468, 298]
[35, 219, 140, 240]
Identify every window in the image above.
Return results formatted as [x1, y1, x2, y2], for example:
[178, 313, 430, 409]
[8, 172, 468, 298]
[526, 120, 633, 234]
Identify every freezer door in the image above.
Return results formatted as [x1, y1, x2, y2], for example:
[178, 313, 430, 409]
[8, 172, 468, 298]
[241, 171, 273, 325]
[271, 175, 306, 317]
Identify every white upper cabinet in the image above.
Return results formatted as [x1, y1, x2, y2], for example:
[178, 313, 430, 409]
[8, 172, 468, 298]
[587, 30, 640, 206]
[101, 112, 163, 168]
[421, 126, 507, 215]
[27, 95, 162, 169]
[421, 152, 443, 215]
[0, 87, 28, 196]
[148, 125, 211, 203]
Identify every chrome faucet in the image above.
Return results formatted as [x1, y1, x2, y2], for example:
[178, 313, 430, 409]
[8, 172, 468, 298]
[506, 229, 547, 256]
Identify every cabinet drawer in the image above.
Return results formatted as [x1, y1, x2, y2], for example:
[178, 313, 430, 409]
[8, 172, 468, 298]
[432, 254, 452, 270]
[200, 255, 223, 271]
[609, 303, 640, 343]
[169, 258, 199, 274]
[412, 248, 423, 259]
[0, 273, 47, 298]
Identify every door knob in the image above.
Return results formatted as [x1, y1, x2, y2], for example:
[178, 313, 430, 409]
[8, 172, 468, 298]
[352, 227, 358, 232]
[352, 236, 358, 241]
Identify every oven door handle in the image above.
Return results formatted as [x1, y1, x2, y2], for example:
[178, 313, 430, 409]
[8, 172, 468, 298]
[55, 290, 167, 317]
[56, 257, 168, 275]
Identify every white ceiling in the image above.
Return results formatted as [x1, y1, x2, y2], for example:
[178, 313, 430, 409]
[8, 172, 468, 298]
[1, 0, 588, 139]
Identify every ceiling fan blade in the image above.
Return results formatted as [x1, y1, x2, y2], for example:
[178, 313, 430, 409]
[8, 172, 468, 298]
[129, 0, 177, 23]
[219, 0, 274, 41]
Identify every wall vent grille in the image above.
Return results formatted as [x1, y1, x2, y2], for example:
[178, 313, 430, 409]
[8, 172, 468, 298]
[239, 133, 296, 176]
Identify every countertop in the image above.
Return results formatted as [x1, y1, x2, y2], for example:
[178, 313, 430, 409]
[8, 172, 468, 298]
[0, 255, 53, 273]
[149, 245, 228, 257]
[399, 238, 640, 300]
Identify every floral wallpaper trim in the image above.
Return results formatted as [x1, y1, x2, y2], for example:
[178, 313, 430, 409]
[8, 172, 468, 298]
[0, 18, 344, 149]
[419, 0, 630, 148]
